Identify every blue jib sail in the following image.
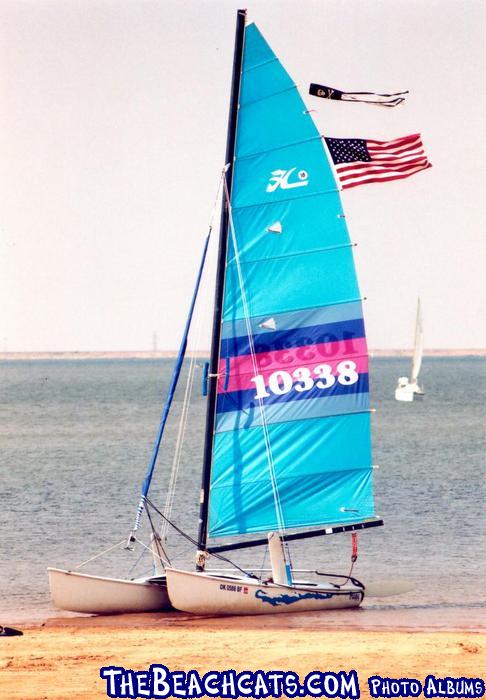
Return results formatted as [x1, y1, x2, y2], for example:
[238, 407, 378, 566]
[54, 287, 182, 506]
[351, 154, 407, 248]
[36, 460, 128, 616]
[208, 23, 377, 538]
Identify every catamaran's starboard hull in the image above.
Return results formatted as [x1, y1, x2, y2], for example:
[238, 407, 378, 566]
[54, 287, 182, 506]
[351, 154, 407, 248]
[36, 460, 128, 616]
[48, 568, 171, 614]
[165, 568, 364, 616]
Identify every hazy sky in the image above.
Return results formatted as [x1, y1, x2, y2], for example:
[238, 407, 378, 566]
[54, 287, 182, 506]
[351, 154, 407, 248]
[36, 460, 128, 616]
[1, 0, 485, 351]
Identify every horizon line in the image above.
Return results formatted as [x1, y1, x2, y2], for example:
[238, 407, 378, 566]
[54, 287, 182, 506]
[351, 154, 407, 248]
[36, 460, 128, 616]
[1, 348, 485, 361]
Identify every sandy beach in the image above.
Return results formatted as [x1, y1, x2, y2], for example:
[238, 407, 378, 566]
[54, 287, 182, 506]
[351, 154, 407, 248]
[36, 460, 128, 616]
[1, 612, 484, 700]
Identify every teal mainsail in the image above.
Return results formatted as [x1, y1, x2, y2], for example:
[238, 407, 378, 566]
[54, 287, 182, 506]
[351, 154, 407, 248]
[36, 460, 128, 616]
[207, 23, 377, 540]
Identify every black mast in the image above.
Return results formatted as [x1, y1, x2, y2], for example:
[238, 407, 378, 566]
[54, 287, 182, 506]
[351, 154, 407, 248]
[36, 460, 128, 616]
[196, 9, 247, 566]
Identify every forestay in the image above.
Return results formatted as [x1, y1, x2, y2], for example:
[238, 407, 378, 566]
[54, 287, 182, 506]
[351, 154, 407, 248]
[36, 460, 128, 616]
[208, 24, 377, 538]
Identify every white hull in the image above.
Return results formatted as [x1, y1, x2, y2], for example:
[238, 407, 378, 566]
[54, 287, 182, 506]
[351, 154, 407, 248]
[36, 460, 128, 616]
[165, 567, 364, 616]
[395, 381, 424, 402]
[48, 568, 171, 614]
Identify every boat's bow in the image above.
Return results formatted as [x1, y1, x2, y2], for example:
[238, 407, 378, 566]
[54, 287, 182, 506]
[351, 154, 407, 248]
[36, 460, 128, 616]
[47, 567, 171, 615]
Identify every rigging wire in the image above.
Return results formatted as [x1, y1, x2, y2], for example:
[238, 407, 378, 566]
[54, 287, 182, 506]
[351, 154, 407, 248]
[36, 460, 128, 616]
[259, 546, 268, 579]
[160, 347, 199, 539]
[159, 168, 226, 540]
[132, 536, 168, 568]
[74, 539, 127, 569]
[130, 169, 226, 542]
[127, 542, 148, 578]
[222, 174, 287, 538]
[64, 173, 238, 581]
[146, 500, 171, 566]
[145, 497, 258, 579]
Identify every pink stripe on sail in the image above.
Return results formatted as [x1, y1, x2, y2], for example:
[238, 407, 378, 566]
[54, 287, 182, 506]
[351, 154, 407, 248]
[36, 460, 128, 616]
[218, 349, 368, 394]
[219, 336, 368, 376]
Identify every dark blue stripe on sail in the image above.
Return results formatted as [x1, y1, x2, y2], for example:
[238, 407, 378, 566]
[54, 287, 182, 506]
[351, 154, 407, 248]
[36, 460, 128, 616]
[216, 372, 369, 414]
[221, 318, 365, 358]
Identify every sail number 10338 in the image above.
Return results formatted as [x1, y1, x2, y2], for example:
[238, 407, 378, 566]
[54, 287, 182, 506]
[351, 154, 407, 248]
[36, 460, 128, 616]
[250, 361, 359, 399]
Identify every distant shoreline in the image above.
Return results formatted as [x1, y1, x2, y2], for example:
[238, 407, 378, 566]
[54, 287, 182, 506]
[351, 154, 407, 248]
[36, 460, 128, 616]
[0, 349, 485, 361]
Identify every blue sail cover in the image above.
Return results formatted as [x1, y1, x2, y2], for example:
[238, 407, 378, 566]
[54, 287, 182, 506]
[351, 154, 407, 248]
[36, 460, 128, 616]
[208, 23, 377, 538]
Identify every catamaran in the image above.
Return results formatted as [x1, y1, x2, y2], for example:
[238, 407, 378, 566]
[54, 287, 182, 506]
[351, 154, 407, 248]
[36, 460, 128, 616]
[164, 10, 385, 615]
[48, 10, 417, 617]
[395, 298, 424, 402]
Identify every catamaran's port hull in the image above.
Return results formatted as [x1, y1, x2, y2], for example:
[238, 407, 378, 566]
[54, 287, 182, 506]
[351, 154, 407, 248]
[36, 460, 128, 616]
[48, 567, 171, 614]
[165, 567, 364, 615]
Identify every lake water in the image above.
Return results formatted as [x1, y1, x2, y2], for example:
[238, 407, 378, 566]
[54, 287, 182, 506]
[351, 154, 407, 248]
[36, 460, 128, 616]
[1, 357, 485, 629]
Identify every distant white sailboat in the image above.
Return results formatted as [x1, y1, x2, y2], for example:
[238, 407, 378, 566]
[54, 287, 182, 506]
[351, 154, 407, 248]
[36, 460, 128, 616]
[395, 298, 424, 402]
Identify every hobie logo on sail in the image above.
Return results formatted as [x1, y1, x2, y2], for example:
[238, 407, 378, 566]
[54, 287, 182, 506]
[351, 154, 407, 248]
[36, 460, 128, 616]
[266, 168, 309, 192]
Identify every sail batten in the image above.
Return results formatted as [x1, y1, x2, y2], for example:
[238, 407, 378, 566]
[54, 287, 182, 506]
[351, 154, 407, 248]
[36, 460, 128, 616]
[236, 134, 326, 161]
[227, 241, 356, 266]
[220, 300, 366, 339]
[207, 22, 377, 539]
[243, 56, 280, 72]
[239, 84, 299, 108]
[231, 188, 340, 211]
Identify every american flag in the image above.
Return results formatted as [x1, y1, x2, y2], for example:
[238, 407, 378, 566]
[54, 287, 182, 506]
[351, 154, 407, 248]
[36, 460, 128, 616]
[324, 134, 431, 189]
